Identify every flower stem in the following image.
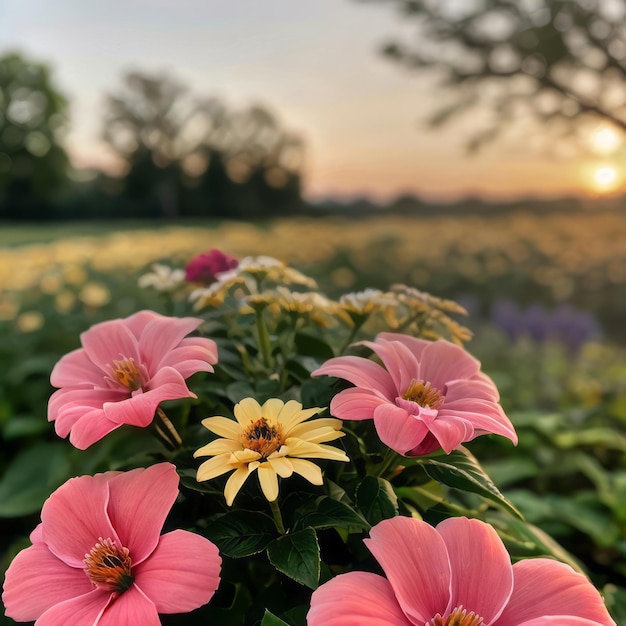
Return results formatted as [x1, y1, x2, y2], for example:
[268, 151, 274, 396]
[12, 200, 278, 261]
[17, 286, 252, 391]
[255, 309, 274, 368]
[269, 498, 286, 534]
[152, 407, 183, 451]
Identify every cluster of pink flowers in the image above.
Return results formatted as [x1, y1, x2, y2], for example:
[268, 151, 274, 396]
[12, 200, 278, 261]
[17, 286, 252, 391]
[1, 249, 617, 625]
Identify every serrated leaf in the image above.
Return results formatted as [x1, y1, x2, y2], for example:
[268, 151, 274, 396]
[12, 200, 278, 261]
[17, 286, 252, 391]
[296, 496, 370, 531]
[261, 610, 291, 626]
[423, 448, 523, 519]
[205, 510, 277, 557]
[267, 527, 320, 589]
[355, 475, 398, 526]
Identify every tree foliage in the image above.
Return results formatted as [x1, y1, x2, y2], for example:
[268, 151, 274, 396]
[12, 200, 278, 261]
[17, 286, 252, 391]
[102, 71, 305, 218]
[0, 52, 69, 218]
[364, 0, 626, 151]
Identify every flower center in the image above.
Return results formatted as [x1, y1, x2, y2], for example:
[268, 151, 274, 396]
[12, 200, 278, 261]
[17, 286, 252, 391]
[84, 537, 134, 592]
[110, 357, 143, 391]
[242, 417, 283, 459]
[402, 379, 444, 409]
[428, 607, 484, 626]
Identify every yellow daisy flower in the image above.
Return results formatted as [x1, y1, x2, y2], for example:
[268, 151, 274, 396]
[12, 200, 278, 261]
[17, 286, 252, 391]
[194, 398, 349, 505]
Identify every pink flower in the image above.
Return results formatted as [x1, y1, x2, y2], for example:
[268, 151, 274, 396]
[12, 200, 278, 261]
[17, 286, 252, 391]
[48, 310, 218, 449]
[312, 332, 516, 456]
[308, 516, 615, 626]
[185, 249, 239, 284]
[2, 463, 221, 626]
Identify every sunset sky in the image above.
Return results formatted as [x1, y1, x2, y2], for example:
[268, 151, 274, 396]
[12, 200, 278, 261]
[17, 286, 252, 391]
[1, 0, 623, 201]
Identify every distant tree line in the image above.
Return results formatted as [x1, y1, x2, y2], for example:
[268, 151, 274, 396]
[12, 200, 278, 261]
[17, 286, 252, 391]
[0, 52, 304, 220]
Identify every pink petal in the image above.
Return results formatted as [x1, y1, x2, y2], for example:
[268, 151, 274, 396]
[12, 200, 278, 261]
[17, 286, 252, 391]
[122, 310, 163, 338]
[364, 517, 452, 624]
[102, 367, 193, 428]
[96, 585, 161, 626]
[50, 348, 107, 388]
[68, 409, 122, 450]
[133, 529, 221, 613]
[376, 332, 430, 361]
[137, 315, 203, 375]
[154, 336, 218, 378]
[373, 404, 429, 454]
[420, 341, 480, 390]
[439, 400, 517, 445]
[330, 387, 389, 421]
[436, 517, 514, 623]
[444, 378, 500, 403]
[495, 559, 616, 626]
[41, 474, 117, 567]
[359, 340, 419, 396]
[312, 356, 396, 399]
[105, 463, 180, 564]
[80, 320, 141, 372]
[407, 432, 443, 456]
[35, 590, 111, 626]
[426, 412, 475, 453]
[517, 615, 615, 626]
[308, 571, 413, 626]
[2, 543, 93, 622]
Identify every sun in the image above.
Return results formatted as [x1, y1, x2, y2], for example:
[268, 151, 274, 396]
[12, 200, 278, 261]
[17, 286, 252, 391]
[592, 165, 620, 192]
[589, 126, 622, 154]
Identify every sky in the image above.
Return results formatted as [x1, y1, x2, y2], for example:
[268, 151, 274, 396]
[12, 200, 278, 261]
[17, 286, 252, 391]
[0, 0, 621, 201]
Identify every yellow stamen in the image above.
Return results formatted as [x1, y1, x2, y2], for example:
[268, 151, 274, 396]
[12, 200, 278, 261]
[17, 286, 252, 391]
[429, 607, 484, 626]
[111, 358, 143, 391]
[242, 417, 283, 459]
[402, 379, 444, 409]
[84, 537, 133, 592]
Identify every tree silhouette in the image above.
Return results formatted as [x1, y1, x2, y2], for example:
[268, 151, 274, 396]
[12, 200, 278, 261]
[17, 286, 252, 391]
[0, 52, 69, 219]
[362, 0, 626, 151]
[102, 71, 304, 218]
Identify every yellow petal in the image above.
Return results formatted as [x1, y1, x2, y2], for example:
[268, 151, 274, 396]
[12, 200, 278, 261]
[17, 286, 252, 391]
[231, 449, 261, 464]
[288, 424, 345, 444]
[224, 467, 254, 506]
[290, 459, 323, 485]
[260, 398, 285, 422]
[267, 455, 294, 478]
[285, 439, 349, 461]
[289, 418, 342, 439]
[201, 416, 242, 439]
[280, 402, 323, 432]
[234, 397, 263, 426]
[196, 453, 235, 482]
[194, 438, 241, 458]
[257, 465, 279, 502]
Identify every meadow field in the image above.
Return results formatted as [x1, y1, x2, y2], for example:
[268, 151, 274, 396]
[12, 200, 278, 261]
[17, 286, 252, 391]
[1, 208, 626, 623]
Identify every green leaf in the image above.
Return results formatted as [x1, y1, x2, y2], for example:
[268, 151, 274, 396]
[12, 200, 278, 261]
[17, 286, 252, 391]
[267, 527, 320, 589]
[0, 442, 70, 517]
[422, 448, 523, 519]
[296, 496, 370, 531]
[261, 610, 291, 626]
[355, 475, 398, 526]
[225, 381, 256, 404]
[205, 510, 277, 558]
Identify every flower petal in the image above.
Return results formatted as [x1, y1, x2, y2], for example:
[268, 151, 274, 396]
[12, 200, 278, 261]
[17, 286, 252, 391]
[515, 618, 610, 626]
[234, 397, 263, 425]
[224, 466, 254, 505]
[438, 400, 517, 445]
[359, 339, 419, 397]
[41, 474, 117, 567]
[133, 529, 221, 613]
[50, 348, 107, 388]
[444, 377, 500, 403]
[308, 571, 413, 626]
[200, 416, 243, 439]
[495, 559, 616, 626]
[80, 319, 141, 372]
[373, 404, 429, 455]
[35, 590, 111, 626]
[96, 585, 160, 626]
[436, 517, 514, 623]
[257, 464, 279, 502]
[330, 387, 390, 421]
[313, 356, 396, 399]
[364, 516, 452, 624]
[289, 458, 324, 485]
[153, 336, 218, 378]
[420, 340, 480, 390]
[68, 409, 123, 450]
[426, 413, 474, 453]
[2, 543, 94, 622]
[105, 463, 180, 565]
